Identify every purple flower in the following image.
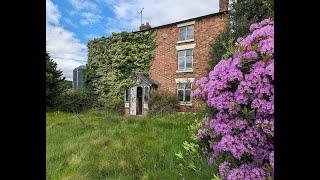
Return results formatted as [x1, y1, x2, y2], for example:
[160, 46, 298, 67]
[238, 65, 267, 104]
[191, 19, 274, 179]
[250, 23, 260, 32]
[243, 51, 258, 60]
[196, 128, 207, 139]
[269, 151, 274, 169]
[226, 164, 266, 180]
[219, 161, 231, 178]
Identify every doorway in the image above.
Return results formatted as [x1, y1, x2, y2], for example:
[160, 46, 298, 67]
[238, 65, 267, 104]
[137, 87, 143, 115]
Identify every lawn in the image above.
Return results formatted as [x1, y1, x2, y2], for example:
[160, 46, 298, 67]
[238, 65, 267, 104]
[46, 109, 212, 179]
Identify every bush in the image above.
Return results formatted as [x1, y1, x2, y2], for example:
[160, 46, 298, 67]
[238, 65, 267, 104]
[104, 97, 124, 115]
[55, 88, 98, 113]
[175, 116, 215, 178]
[192, 19, 274, 179]
[148, 90, 179, 115]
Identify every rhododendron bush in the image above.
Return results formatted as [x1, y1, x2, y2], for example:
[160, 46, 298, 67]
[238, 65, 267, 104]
[192, 19, 274, 179]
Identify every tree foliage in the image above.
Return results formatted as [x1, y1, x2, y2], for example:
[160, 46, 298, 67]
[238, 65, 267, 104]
[55, 88, 98, 113]
[46, 52, 65, 108]
[86, 31, 156, 110]
[209, 0, 274, 68]
[61, 80, 72, 90]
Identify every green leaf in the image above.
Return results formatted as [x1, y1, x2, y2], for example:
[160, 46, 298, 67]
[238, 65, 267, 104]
[261, 53, 270, 61]
[188, 162, 196, 171]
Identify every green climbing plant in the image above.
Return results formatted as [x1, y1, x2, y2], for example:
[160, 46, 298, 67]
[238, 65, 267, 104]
[86, 31, 157, 112]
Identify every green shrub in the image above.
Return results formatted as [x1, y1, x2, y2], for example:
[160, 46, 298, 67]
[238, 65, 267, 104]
[148, 90, 179, 115]
[175, 115, 216, 178]
[104, 97, 124, 115]
[55, 88, 98, 113]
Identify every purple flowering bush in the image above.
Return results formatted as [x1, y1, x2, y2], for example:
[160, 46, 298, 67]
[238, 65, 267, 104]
[191, 19, 274, 179]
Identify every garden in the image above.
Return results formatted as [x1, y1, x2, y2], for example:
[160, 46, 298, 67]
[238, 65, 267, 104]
[46, 110, 212, 179]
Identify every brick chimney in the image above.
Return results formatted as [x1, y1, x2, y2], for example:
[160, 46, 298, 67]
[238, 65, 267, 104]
[139, 22, 151, 31]
[219, 0, 229, 12]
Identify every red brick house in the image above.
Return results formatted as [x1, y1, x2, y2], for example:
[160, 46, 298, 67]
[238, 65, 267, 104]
[124, 0, 229, 115]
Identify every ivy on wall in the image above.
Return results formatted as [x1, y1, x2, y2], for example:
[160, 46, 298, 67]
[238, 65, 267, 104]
[86, 30, 157, 110]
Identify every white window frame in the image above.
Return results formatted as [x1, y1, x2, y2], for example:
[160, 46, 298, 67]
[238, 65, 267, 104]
[178, 49, 193, 71]
[178, 24, 194, 42]
[177, 82, 192, 104]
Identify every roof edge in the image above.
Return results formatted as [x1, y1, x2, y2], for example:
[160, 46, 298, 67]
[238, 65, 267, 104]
[133, 10, 229, 33]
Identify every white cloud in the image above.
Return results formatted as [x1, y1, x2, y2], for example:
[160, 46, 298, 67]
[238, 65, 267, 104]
[105, 0, 220, 32]
[80, 12, 102, 26]
[46, 0, 87, 80]
[46, 0, 61, 25]
[68, 0, 97, 11]
[64, 18, 79, 28]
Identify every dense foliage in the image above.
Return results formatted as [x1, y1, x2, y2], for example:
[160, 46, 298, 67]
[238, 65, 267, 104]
[192, 19, 274, 179]
[46, 52, 65, 108]
[61, 80, 72, 90]
[55, 89, 98, 113]
[175, 115, 221, 179]
[86, 31, 156, 111]
[209, 0, 274, 68]
[148, 90, 179, 115]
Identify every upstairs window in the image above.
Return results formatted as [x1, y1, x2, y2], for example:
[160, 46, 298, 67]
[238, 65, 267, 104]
[178, 25, 194, 41]
[177, 83, 192, 103]
[178, 49, 193, 71]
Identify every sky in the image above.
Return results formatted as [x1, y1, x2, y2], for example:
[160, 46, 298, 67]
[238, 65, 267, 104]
[46, 0, 220, 80]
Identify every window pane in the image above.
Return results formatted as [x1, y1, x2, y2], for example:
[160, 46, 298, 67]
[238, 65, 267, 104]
[185, 83, 192, 89]
[178, 90, 184, 101]
[186, 56, 192, 69]
[179, 57, 185, 70]
[178, 50, 185, 58]
[186, 49, 193, 56]
[144, 87, 149, 102]
[179, 27, 186, 41]
[177, 83, 185, 89]
[185, 90, 191, 102]
[187, 25, 194, 39]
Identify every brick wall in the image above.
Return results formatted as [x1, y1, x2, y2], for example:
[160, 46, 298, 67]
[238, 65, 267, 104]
[150, 14, 228, 111]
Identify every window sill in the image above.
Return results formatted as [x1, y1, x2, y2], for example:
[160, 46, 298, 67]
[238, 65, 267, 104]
[177, 39, 194, 44]
[179, 102, 192, 106]
[176, 70, 193, 73]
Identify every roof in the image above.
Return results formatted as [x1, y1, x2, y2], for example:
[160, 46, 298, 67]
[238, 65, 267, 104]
[74, 65, 86, 70]
[134, 72, 158, 86]
[133, 10, 228, 33]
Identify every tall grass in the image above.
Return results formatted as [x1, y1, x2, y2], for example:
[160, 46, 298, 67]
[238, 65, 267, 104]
[46, 109, 212, 179]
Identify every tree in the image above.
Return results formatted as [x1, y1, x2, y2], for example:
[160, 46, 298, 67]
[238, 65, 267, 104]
[209, 0, 274, 68]
[46, 52, 65, 108]
[61, 80, 72, 90]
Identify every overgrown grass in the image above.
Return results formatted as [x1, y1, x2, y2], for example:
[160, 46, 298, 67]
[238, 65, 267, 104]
[46, 109, 213, 179]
